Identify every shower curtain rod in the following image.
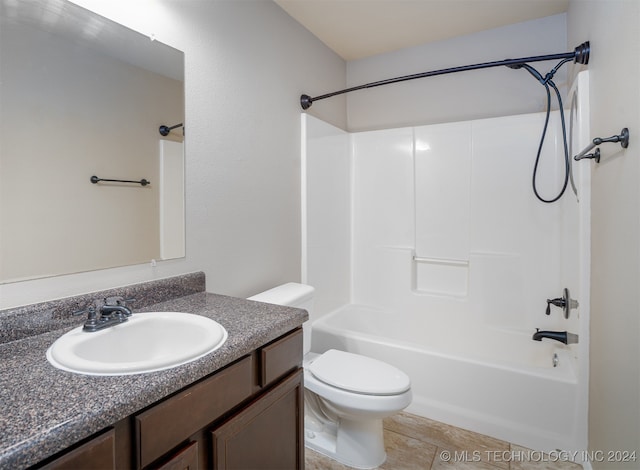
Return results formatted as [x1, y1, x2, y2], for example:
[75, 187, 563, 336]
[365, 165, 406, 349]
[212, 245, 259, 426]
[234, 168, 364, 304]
[300, 42, 590, 110]
[159, 123, 184, 136]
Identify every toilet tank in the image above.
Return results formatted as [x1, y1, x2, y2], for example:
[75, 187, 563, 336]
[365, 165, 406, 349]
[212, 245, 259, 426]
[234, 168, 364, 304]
[248, 283, 314, 311]
[248, 283, 315, 354]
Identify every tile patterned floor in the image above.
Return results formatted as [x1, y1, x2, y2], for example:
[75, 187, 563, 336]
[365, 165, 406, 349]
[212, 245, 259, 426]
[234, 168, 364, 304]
[305, 412, 583, 470]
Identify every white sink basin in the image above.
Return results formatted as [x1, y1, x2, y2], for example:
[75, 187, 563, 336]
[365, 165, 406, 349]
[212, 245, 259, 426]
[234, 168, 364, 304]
[46, 312, 228, 376]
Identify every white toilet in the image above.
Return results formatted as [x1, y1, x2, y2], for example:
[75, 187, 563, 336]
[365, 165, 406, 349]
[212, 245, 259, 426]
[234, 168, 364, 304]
[248, 283, 412, 469]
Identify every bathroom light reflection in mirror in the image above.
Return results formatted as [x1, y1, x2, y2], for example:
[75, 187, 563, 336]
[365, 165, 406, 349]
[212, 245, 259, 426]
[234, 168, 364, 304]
[0, 0, 185, 284]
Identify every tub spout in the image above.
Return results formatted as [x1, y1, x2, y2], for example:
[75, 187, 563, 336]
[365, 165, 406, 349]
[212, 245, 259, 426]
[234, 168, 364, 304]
[532, 329, 578, 344]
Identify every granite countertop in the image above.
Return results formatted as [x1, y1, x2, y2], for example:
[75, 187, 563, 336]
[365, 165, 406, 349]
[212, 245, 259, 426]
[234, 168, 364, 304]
[0, 290, 307, 469]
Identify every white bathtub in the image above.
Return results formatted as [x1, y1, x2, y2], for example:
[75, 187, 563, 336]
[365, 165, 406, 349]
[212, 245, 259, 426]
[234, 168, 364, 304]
[310, 304, 581, 452]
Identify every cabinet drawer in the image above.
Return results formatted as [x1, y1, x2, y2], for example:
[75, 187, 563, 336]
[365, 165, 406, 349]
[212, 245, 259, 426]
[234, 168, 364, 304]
[260, 328, 303, 387]
[135, 356, 253, 469]
[40, 428, 115, 470]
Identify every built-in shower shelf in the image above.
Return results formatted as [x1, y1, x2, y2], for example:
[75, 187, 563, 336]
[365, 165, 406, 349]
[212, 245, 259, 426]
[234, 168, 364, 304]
[413, 255, 469, 297]
[413, 256, 469, 267]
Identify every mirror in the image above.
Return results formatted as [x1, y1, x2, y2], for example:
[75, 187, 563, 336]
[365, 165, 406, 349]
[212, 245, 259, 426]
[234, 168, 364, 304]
[0, 0, 185, 283]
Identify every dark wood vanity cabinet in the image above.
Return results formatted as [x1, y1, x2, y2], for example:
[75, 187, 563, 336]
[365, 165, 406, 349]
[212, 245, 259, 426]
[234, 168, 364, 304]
[36, 328, 304, 470]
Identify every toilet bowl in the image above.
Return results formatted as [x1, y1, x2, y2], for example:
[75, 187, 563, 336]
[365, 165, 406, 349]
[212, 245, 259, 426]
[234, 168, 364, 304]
[248, 283, 412, 469]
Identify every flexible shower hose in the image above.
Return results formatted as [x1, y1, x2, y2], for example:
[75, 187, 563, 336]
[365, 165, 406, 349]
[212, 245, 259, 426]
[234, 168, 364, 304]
[516, 58, 573, 204]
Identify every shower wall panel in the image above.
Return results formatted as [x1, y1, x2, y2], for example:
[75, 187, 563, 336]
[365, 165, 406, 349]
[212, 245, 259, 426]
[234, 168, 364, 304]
[469, 113, 563, 328]
[414, 121, 471, 262]
[302, 115, 351, 322]
[350, 112, 568, 333]
[351, 127, 415, 311]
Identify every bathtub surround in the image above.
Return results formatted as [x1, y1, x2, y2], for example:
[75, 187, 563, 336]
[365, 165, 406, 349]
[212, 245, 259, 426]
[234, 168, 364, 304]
[303, 104, 590, 454]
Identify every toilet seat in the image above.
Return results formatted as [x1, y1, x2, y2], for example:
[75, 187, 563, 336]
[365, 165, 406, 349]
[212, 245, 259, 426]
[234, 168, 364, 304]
[307, 349, 410, 396]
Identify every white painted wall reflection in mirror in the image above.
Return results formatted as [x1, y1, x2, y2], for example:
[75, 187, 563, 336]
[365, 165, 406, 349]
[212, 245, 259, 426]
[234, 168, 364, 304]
[0, 0, 185, 283]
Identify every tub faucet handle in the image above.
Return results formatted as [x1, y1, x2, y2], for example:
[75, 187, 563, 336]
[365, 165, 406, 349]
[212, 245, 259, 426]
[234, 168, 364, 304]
[545, 288, 578, 318]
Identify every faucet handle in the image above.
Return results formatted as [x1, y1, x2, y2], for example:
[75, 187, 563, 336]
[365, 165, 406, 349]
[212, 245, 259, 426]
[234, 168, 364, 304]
[104, 296, 123, 306]
[545, 298, 564, 315]
[545, 288, 578, 319]
[104, 296, 136, 306]
[72, 305, 97, 319]
[73, 305, 98, 330]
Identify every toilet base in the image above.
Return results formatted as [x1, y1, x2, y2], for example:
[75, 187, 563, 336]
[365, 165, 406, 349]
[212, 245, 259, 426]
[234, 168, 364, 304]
[304, 418, 387, 469]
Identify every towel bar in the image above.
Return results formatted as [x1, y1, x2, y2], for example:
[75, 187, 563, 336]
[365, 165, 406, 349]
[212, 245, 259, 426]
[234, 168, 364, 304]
[90, 175, 150, 186]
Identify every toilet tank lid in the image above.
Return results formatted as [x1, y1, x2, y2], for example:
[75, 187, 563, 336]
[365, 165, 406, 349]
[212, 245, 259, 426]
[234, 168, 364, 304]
[247, 282, 314, 307]
[308, 349, 411, 395]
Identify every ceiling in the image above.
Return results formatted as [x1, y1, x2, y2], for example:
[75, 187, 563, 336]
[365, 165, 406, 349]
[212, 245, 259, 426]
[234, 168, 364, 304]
[274, 0, 570, 61]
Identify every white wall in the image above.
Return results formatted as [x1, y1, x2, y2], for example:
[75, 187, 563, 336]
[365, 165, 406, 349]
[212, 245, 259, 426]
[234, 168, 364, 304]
[346, 14, 567, 131]
[0, 0, 346, 308]
[567, 1, 640, 467]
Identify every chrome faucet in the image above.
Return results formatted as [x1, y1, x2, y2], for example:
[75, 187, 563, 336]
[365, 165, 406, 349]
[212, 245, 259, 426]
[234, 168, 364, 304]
[532, 329, 579, 345]
[80, 297, 134, 332]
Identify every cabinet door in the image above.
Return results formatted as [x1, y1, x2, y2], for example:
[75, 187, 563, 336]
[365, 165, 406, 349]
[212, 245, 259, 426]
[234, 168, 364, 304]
[154, 441, 198, 470]
[39, 429, 115, 470]
[211, 369, 304, 470]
